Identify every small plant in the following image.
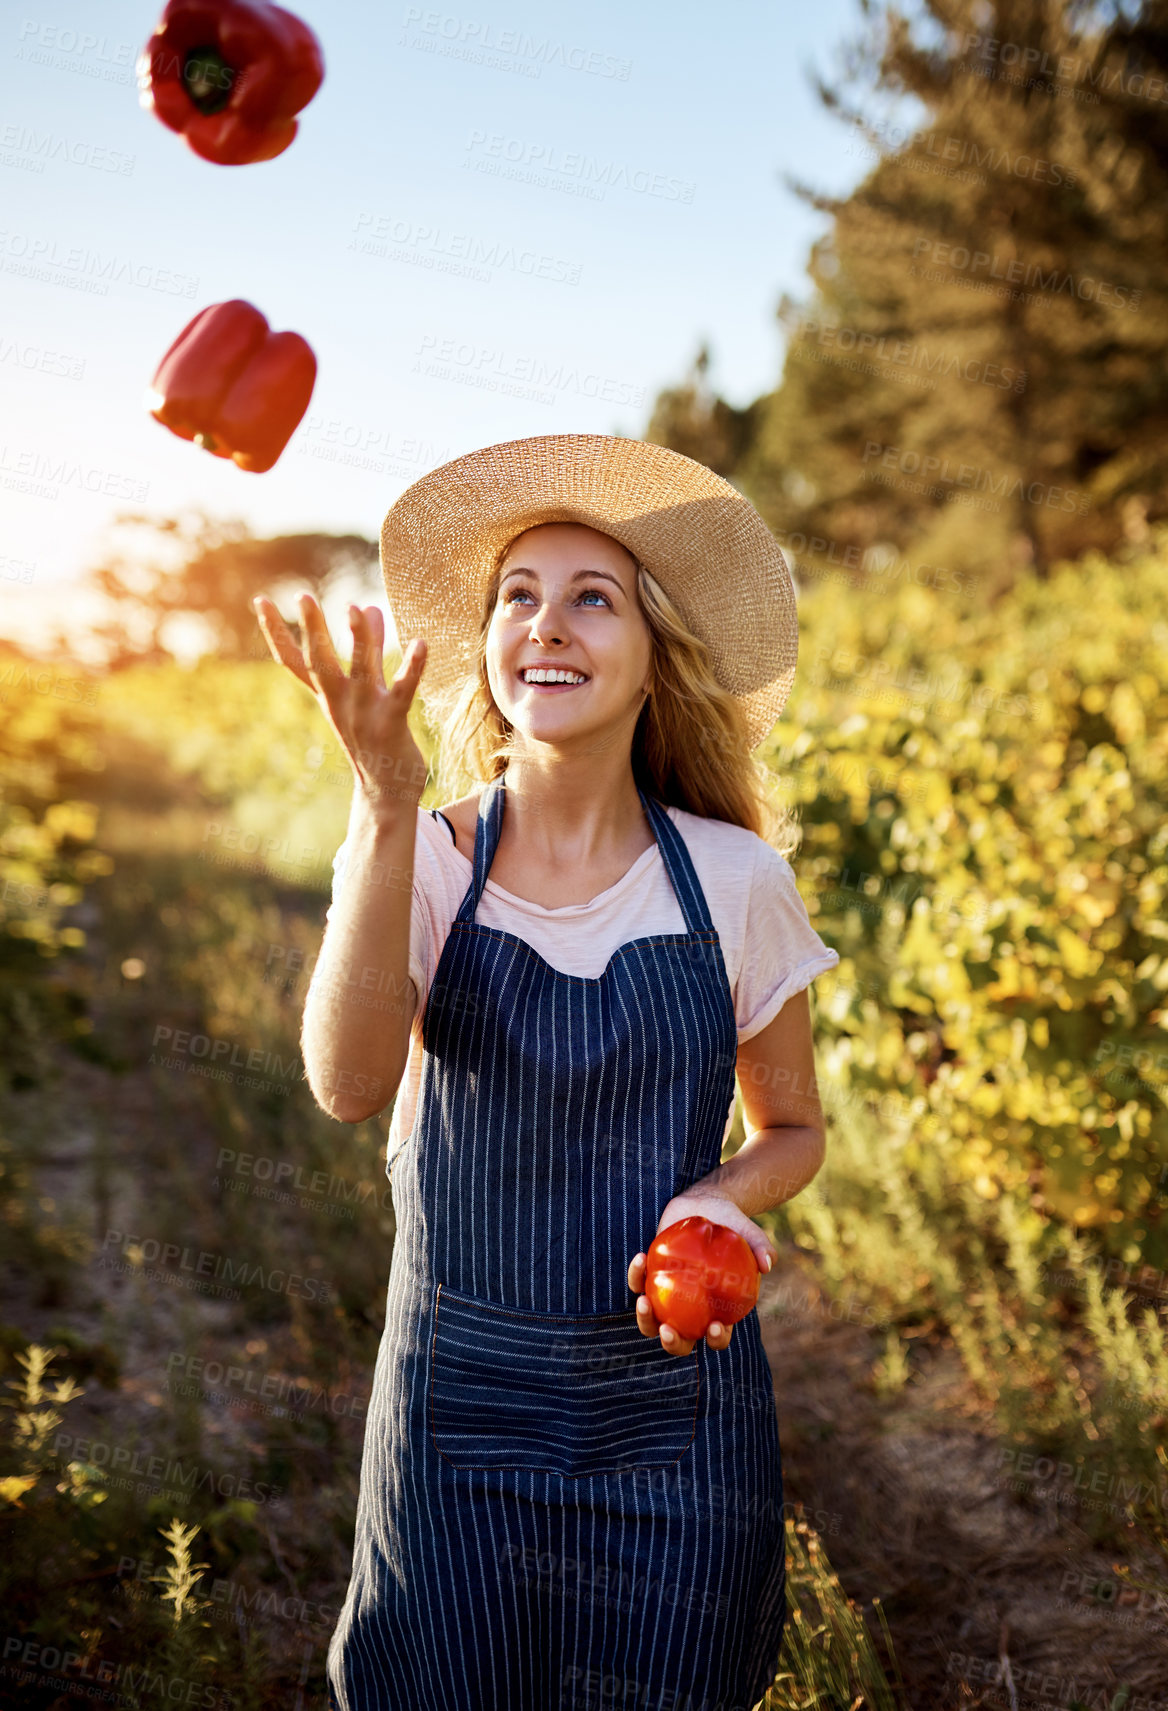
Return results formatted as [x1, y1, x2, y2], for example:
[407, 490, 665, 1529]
[758, 1510, 905, 1710]
[2, 1341, 106, 1509]
[6, 1342, 85, 1467]
[871, 1328, 911, 1399]
[152, 1516, 210, 1624]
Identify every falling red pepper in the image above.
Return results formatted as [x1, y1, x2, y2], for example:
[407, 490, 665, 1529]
[137, 0, 324, 166]
[146, 299, 317, 473]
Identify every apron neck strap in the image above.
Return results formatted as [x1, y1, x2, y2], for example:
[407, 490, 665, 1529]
[455, 769, 713, 934]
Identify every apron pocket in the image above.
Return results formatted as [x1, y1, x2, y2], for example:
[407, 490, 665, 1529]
[430, 1283, 699, 1476]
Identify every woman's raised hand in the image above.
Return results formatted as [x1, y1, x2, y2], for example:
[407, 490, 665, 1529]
[253, 593, 429, 818]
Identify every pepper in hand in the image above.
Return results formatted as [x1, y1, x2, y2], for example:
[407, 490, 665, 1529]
[145, 299, 317, 473]
[643, 1215, 761, 1342]
[138, 0, 325, 166]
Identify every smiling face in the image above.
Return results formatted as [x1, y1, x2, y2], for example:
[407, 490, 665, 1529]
[484, 522, 653, 748]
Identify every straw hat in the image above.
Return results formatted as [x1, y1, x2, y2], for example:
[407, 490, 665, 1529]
[379, 432, 798, 752]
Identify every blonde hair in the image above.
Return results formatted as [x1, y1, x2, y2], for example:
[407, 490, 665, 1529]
[418, 527, 799, 857]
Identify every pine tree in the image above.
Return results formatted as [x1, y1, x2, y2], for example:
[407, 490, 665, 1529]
[644, 344, 760, 477]
[647, 0, 1168, 591]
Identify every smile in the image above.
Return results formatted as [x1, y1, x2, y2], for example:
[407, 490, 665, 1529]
[516, 671, 589, 691]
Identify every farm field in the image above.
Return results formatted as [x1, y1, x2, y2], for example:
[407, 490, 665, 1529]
[2, 535, 1166, 1706]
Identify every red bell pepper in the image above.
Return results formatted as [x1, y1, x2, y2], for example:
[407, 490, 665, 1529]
[644, 1216, 760, 1342]
[137, 0, 324, 166]
[146, 299, 317, 473]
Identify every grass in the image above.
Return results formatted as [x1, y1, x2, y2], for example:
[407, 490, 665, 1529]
[760, 1510, 906, 1710]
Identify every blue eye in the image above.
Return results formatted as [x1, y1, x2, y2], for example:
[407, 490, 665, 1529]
[503, 586, 611, 608]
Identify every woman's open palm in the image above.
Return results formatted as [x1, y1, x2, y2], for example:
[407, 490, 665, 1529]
[253, 593, 429, 815]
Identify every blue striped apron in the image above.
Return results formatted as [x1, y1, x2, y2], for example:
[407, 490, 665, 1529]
[328, 770, 787, 1711]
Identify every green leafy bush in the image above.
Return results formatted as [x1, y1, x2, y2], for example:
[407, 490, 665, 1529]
[770, 529, 1168, 1266]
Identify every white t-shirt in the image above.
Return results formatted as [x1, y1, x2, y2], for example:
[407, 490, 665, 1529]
[326, 803, 840, 1156]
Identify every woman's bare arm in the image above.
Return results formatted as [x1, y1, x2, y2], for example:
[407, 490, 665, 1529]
[253, 592, 428, 1123]
[302, 794, 419, 1122]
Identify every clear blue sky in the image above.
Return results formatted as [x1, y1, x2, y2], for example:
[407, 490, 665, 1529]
[0, 0, 894, 647]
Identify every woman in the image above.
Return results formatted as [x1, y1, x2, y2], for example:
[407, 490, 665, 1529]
[254, 434, 839, 1711]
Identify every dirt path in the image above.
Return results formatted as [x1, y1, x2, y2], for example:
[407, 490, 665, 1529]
[756, 1257, 1168, 1708]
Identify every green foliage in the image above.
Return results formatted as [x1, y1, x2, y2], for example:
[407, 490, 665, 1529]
[644, 343, 761, 474]
[3, 520, 1166, 1697]
[775, 1077, 1168, 1540]
[651, 0, 1168, 582]
[1, 1343, 89, 1489]
[772, 528, 1168, 1262]
[97, 658, 351, 884]
[0, 664, 111, 1087]
[95, 650, 439, 886]
[760, 1511, 904, 1709]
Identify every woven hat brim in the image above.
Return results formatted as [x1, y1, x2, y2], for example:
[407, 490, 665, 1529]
[380, 433, 798, 752]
